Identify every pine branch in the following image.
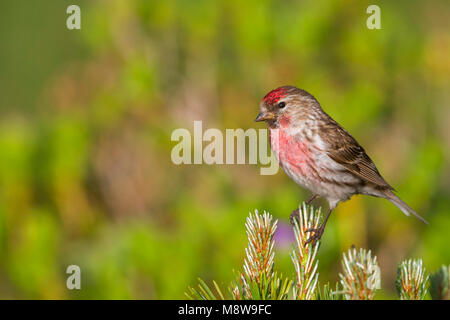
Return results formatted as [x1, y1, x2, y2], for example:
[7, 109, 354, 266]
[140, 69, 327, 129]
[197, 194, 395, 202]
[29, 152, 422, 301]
[290, 203, 321, 300]
[396, 259, 429, 300]
[233, 210, 291, 300]
[338, 247, 380, 300]
[186, 210, 292, 300]
[243, 210, 277, 283]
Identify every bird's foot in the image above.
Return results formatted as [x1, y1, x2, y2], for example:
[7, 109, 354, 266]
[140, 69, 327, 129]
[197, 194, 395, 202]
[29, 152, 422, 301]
[305, 227, 324, 245]
[289, 208, 300, 227]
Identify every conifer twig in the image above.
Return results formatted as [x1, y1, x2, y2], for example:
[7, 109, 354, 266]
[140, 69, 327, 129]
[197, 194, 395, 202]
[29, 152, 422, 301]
[396, 259, 429, 300]
[338, 247, 380, 300]
[243, 210, 277, 283]
[290, 203, 321, 300]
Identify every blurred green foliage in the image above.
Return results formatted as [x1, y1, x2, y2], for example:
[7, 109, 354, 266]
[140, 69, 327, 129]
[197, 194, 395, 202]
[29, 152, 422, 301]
[0, 0, 448, 299]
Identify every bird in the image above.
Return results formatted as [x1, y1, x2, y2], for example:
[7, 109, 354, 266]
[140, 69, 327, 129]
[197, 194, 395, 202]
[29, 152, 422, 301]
[255, 85, 427, 244]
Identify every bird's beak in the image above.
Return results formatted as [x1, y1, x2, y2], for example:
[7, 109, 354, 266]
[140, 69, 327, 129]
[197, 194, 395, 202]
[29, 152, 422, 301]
[254, 112, 275, 122]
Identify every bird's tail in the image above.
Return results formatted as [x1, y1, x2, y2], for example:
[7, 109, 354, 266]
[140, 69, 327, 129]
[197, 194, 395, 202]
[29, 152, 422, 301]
[384, 190, 428, 225]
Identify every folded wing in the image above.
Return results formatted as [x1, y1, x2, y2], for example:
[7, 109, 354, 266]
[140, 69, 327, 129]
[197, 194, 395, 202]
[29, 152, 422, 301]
[321, 119, 394, 190]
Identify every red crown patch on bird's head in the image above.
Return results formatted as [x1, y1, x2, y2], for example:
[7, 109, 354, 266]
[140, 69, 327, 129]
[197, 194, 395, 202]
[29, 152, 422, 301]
[262, 87, 289, 105]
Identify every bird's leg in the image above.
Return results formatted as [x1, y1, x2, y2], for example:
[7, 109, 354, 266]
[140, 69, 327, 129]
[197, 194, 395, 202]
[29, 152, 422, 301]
[305, 194, 319, 205]
[305, 207, 333, 245]
[289, 208, 300, 227]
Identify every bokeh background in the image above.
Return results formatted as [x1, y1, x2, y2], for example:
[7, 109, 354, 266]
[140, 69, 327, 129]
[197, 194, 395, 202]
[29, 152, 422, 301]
[0, 0, 449, 299]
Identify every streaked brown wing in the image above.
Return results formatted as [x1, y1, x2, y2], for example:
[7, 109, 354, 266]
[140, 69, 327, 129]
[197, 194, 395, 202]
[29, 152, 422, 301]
[322, 121, 394, 190]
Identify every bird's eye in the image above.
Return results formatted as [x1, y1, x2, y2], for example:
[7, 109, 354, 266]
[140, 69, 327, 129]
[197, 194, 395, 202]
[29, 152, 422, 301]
[278, 101, 286, 108]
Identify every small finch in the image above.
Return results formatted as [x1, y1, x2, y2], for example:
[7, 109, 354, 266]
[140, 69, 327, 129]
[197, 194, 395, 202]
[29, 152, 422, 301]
[255, 86, 427, 243]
